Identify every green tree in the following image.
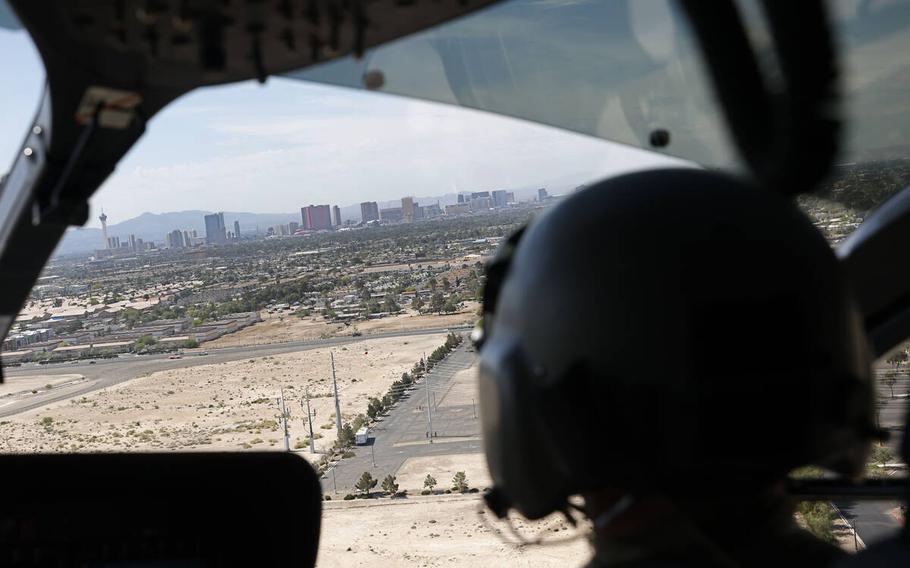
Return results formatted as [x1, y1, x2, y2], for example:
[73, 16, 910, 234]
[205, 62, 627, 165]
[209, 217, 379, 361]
[870, 444, 896, 466]
[452, 471, 468, 492]
[132, 335, 158, 351]
[367, 397, 384, 420]
[430, 292, 445, 312]
[182, 338, 199, 349]
[336, 423, 355, 448]
[423, 474, 437, 491]
[412, 297, 425, 311]
[383, 295, 400, 313]
[355, 471, 377, 496]
[442, 276, 451, 292]
[428, 277, 438, 291]
[796, 501, 836, 544]
[442, 297, 459, 313]
[381, 474, 399, 496]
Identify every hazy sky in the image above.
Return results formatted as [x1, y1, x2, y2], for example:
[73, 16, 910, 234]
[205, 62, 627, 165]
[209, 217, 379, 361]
[0, 23, 677, 229]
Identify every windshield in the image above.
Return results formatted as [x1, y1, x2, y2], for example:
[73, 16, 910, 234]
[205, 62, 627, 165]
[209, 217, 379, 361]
[289, 0, 910, 215]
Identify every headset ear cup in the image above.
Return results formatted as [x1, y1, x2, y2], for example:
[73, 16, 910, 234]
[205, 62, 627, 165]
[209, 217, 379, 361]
[479, 339, 569, 520]
[476, 226, 527, 351]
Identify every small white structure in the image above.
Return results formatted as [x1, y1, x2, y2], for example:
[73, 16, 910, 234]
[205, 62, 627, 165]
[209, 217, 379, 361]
[355, 426, 370, 446]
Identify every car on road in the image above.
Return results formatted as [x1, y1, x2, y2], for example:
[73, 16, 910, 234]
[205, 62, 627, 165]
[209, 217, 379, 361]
[88, 360, 96, 365]
[168, 355, 182, 360]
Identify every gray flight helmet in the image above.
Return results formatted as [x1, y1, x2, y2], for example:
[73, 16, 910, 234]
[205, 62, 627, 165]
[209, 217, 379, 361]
[479, 168, 876, 520]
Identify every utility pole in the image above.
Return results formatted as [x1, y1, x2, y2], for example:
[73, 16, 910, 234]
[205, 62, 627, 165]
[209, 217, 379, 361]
[331, 351, 342, 436]
[424, 356, 433, 442]
[302, 387, 316, 453]
[276, 388, 290, 452]
[371, 441, 376, 468]
[472, 398, 476, 419]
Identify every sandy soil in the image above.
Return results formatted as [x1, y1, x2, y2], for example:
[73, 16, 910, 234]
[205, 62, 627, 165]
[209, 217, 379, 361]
[207, 304, 478, 349]
[206, 312, 341, 347]
[394, 453, 492, 493]
[350, 303, 479, 335]
[317, 494, 592, 568]
[0, 335, 446, 459]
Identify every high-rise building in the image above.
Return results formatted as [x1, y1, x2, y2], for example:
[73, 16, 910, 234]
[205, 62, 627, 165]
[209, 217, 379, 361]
[300, 205, 332, 231]
[380, 207, 403, 223]
[457, 194, 465, 204]
[424, 203, 442, 218]
[333, 205, 341, 227]
[128, 234, 137, 251]
[360, 201, 379, 223]
[167, 229, 185, 248]
[99, 210, 109, 249]
[288, 222, 299, 234]
[538, 188, 549, 201]
[107, 236, 120, 249]
[234, 220, 241, 241]
[506, 191, 515, 204]
[204, 212, 227, 244]
[492, 190, 508, 208]
[401, 197, 415, 223]
[471, 191, 490, 200]
[445, 203, 470, 216]
[470, 196, 493, 211]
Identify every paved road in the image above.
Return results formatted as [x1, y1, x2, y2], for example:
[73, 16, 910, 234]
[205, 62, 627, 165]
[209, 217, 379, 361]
[0, 326, 470, 419]
[835, 499, 903, 547]
[839, 371, 908, 546]
[320, 344, 481, 494]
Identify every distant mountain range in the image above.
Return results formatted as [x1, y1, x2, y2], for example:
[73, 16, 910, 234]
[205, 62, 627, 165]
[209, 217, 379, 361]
[56, 187, 552, 257]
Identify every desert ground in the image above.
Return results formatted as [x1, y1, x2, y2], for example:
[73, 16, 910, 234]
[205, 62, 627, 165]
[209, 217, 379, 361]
[317, 493, 592, 568]
[206, 303, 479, 348]
[393, 453, 492, 494]
[0, 334, 447, 458]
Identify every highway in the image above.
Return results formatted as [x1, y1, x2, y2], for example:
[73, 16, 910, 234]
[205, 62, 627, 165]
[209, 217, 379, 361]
[0, 326, 469, 419]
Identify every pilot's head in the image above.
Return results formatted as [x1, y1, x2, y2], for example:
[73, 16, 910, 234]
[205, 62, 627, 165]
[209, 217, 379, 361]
[477, 168, 876, 520]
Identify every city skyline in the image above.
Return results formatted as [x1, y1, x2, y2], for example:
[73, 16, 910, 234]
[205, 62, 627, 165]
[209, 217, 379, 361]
[81, 186, 548, 256]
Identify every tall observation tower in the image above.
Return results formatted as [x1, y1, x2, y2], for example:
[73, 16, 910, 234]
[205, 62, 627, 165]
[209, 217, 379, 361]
[99, 209, 109, 249]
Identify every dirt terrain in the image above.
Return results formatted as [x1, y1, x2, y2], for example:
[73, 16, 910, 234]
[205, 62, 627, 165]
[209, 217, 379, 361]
[0, 334, 446, 459]
[317, 494, 592, 568]
[206, 304, 479, 349]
